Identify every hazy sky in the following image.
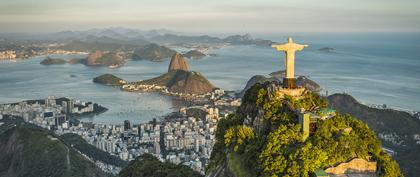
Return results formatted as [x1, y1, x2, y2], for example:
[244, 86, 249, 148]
[0, 0, 419, 33]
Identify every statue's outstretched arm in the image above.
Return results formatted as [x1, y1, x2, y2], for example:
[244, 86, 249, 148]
[271, 44, 288, 51]
[295, 44, 309, 51]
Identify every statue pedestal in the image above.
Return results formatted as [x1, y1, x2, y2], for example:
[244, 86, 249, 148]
[283, 78, 297, 89]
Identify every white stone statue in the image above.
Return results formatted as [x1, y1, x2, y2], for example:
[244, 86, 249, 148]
[272, 37, 308, 88]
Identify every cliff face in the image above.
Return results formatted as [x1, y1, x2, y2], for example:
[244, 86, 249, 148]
[167, 70, 215, 94]
[168, 53, 189, 72]
[0, 124, 108, 177]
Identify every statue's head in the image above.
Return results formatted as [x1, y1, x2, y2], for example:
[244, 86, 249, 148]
[288, 37, 293, 43]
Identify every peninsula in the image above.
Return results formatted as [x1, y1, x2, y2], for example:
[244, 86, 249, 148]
[118, 53, 219, 99]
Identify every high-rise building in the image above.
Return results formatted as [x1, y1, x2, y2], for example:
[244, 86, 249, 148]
[61, 101, 68, 114]
[45, 96, 56, 107]
[67, 99, 74, 114]
[124, 120, 131, 131]
[55, 114, 67, 127]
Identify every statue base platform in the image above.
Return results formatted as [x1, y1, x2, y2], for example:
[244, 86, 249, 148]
[274, 87, 306, 100]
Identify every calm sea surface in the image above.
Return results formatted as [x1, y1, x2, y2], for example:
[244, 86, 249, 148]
[0, 33, 419, 124]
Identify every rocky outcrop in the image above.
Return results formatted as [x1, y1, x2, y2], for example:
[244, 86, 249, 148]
[168, 53, 189, 72]
[132, 43, 176, 61]
[324, 158, 377, 175]
[183, 50, 206, 59]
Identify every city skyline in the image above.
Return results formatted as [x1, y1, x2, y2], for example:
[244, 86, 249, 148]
[0, 0, 419, 33]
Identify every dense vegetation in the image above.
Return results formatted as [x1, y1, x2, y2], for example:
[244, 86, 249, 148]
[118, 153, 203, 177]
[208, 82, 403, 177]
[60, 133, 128, 167]
[328, 93, 420, 177]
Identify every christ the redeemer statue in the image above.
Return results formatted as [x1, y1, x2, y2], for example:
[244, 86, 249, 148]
[272, 37, 308, 89]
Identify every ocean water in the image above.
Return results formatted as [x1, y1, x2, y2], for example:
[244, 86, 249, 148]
[0, 33, 419, 124]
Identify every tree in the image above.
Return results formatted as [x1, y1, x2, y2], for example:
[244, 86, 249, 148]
[224, 125, 255, 152]
[259, 124, 303, 176]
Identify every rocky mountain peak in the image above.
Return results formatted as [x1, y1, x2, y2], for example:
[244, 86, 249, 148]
[168, 52, 189, 72]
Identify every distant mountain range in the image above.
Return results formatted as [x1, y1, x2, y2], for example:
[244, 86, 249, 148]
[0, 27, 275, 48]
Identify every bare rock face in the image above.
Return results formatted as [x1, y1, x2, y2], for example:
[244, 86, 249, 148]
[167, 70, 215, 94]
[168, 53, 189, 72]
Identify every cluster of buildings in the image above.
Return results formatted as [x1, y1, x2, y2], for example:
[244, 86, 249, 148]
[0, 94, 235, 175]
[123, 83, 227, 101]
[123, 84, 166, 93]
[0, 50, 17, 59]
[0, 96, 100, 131]
[53, 105, 223, 174]
[163, 106, 220, 172]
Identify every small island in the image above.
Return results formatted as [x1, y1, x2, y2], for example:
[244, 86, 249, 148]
[319, 47, 335, 53]
[40, 51, 125, 68]
[93, 74, 127, 86]
[40, 57, 68, 65]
